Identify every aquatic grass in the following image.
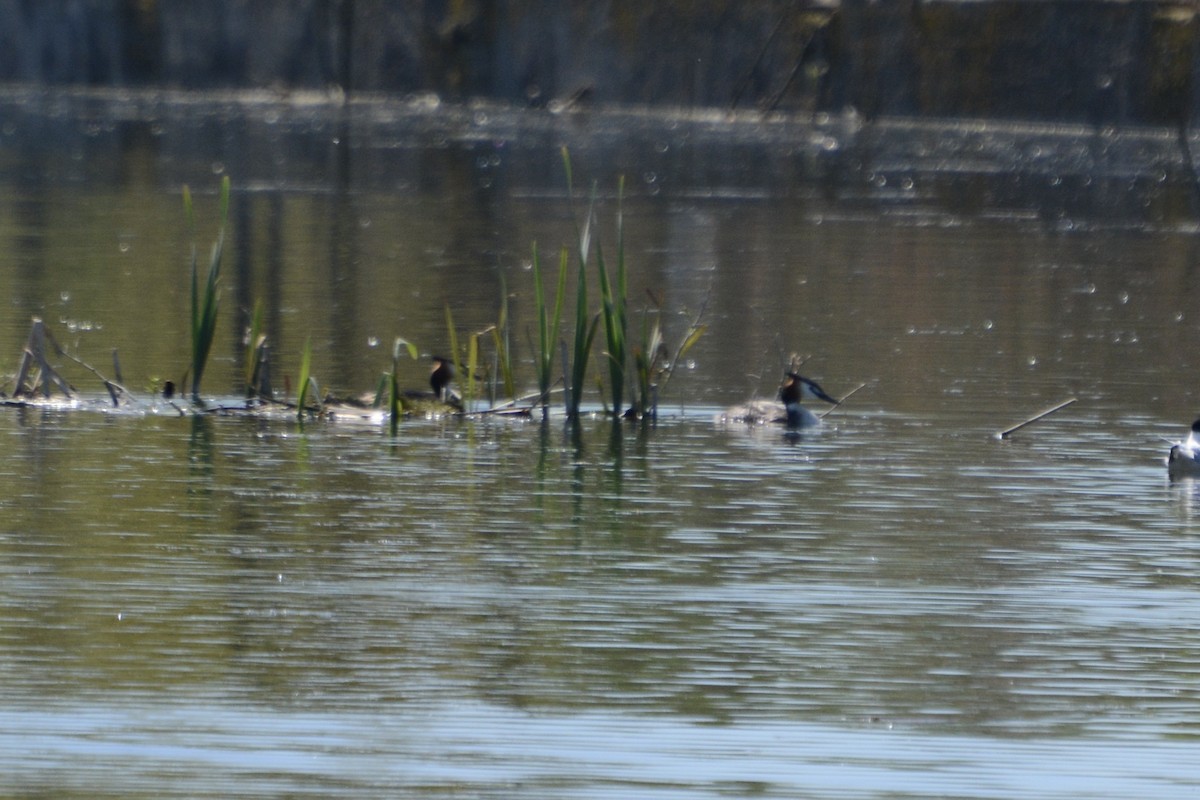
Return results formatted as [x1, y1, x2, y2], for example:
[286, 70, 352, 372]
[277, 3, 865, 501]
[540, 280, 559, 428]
[243, 298, 268, 399]
[567, 244, 599, 420]
[444, 304, 462, 397]
[389, 337, 418, 435]
[465, 330, 480, 413]
[651, 293, 709, 414]
[295, 335, 319, 419]
[632, 313, 665, 419]
[628, 296, 706, 420]
[562, 147, 600, 420]
[444, 303, 483, 413]
[371, 372, 389, 407]
[490, 275, 516, 403]
[531, 242, 567, 417]
[186, 175, 229, 401]
[595, 175, 628, 417]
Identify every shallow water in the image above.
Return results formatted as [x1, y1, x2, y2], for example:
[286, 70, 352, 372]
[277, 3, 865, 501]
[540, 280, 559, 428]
[2, 90, 1200, 797]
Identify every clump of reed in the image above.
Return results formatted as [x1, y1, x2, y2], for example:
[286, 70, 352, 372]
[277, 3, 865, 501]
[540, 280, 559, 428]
[443, 305, 476, 412]
[487, 275, 516, 406]
[630, 291, 708, 420]
[184, 176, 230, 401]
[561, 148, 600, 420]
[154, 161, 705, 426]
[552, 148, 704, 421]
[531, 242, 566, 417]
[594, 174, 628, 418]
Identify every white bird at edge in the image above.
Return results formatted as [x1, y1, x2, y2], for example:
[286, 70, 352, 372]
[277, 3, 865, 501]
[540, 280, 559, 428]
[1166, 418, 1200, 478]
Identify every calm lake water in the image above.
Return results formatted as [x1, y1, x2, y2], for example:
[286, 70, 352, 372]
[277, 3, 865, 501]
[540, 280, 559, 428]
[2, 87, 1200, 798]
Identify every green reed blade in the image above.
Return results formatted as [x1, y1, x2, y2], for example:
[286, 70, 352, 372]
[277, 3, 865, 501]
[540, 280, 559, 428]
[395, 337, 418, 361]
[532, 243, 568, 412]
[187, 178, 228, 401]
[296, 336, 313, 419]
[676, 324, 706, 362]
[445, 304, 462, 394]
[387, 337, 417, 433]
[490, 327, 514, 402]
[595, 228, 627, 418]
[182, 184, 195, 231]
[389, 367, 400, 435]
[533, 242, 549, 399]
[551, 248, 566, 379]
[218, 174, 231, 223]
[243, 298, 265, 396]
[568, 250, 590, 419]
[373, 372, 388, 408]
[465, 332, 479, 413]
[495, 276, 515, 401]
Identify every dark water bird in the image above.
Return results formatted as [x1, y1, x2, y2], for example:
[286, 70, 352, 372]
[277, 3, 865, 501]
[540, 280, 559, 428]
[779, 372, 838, 428]
[321, 355, 460, 416]
[1166, 418, 1200, 478]
[396, 355, 461, 414]
[720, 372, 837, 429]
[428, 355, 455, 402]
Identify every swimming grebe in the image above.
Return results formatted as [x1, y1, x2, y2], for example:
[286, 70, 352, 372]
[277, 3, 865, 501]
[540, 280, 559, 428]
[428, 356, 455, 402]
[323, 355, 460, 414]
[399, 355, 461, 412]
[720, 372, 837, 429]
[1167, 418, 1200, 478]
[779, 372, 838, 428]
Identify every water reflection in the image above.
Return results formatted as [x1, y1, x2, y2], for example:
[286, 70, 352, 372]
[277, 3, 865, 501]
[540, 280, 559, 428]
[2, 404, 1200, 795]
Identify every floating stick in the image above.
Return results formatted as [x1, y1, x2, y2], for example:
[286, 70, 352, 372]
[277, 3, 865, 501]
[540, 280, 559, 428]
[997, 398, 1077, 439]
[819, 382, 868, 419]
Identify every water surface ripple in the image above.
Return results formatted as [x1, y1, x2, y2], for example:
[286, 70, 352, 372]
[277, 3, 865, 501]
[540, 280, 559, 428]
[2, 93, 1200, 797]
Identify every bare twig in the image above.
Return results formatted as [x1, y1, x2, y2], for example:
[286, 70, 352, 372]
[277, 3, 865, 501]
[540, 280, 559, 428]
[997, 398, 1077, 439]
[43, 325, 131, 406]
[819, 382, 868, 419]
